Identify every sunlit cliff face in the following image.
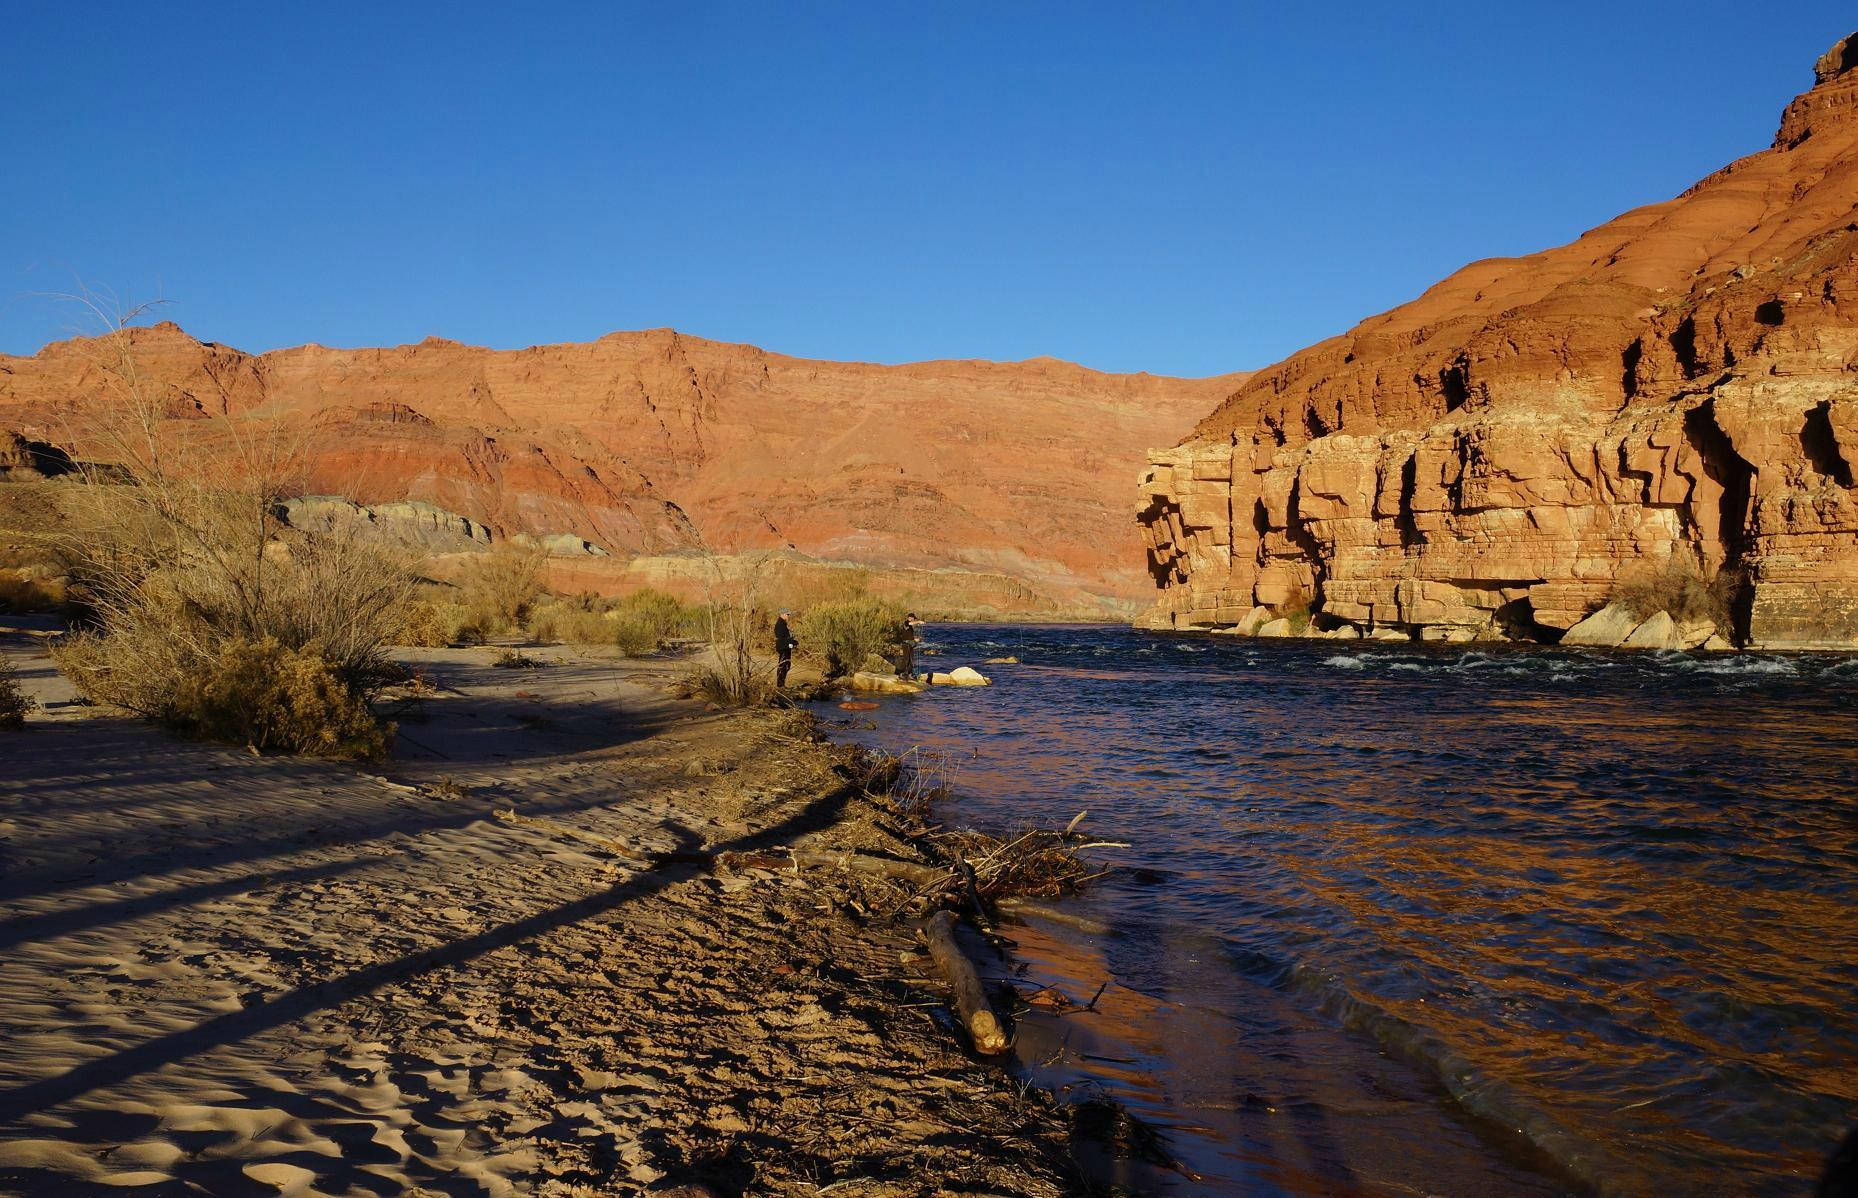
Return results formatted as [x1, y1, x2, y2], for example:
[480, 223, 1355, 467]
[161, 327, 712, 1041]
[1139, 33, 1858, 650]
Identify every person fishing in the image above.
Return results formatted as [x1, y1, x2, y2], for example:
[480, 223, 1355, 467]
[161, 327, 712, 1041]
[773, 610, 798, 688]
[896, 612, 923, 679]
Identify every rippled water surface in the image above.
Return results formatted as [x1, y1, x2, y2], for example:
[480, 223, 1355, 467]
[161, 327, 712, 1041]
[816, 627, 1858, 1196]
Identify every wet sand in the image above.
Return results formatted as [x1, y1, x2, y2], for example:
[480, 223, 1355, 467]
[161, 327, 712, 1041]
[0, 635, 1080, 1196]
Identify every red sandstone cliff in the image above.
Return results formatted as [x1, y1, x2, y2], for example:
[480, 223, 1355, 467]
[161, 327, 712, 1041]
[0, 324, 1244, 611]
[1139, 33, 1858, 649]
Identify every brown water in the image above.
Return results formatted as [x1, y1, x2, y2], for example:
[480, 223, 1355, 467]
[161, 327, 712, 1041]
[817, 626, 1858, 1196]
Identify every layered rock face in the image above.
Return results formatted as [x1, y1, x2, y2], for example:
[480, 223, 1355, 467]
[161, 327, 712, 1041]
[0, 326, 1242, 613]
[1139, 34, 1858, 648]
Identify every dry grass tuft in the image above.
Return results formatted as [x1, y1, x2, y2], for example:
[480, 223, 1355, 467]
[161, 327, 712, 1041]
[690, 651, 774, 707]
[1610, 558, 1743, 634]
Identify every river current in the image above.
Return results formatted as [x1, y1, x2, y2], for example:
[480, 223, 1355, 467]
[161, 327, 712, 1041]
[814, 626, 1858, 1197]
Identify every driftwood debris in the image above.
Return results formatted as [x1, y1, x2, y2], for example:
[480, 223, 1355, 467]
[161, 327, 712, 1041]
[924, 910, 1008, 1055]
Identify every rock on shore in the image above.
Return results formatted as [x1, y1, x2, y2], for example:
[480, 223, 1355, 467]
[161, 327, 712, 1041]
[1137, 34, 1858, 651]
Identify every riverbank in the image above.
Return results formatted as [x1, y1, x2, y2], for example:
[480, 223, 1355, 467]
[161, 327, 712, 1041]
[0, 635, 1085, 1195]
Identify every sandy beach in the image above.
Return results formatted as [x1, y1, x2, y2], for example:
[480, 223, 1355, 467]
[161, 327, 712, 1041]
[0, 631, 1081, 1196]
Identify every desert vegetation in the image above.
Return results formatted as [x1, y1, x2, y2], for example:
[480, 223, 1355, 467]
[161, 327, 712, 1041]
[1272, 583, 1317, 635]
[42, 304, 415, 758]
[394, 557, 707, 657]
[0, 655, 34, 729]
[1609, 558, 1743, 636]
[525, 587, 705, 655]
[395, 596, 458, 648]
[797, 596, 909, 677]
[686, 554, 779, 706]
[458, 544, 547, 634]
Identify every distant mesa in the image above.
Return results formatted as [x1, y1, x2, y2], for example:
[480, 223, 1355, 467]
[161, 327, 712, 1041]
[1139, 33, 1858, 650]
[0, 323, 1247, 618]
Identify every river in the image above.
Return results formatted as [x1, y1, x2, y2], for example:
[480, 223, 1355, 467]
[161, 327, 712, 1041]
[813, 625, 1858, 1196]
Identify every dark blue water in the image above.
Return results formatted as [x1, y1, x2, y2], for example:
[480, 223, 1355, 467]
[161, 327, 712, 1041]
[815, 626, 1858, 1197]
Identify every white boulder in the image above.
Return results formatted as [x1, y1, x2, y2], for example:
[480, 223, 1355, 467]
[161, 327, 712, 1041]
[1562, 603, 1642, 648]
[1622, 611, 1682, 650]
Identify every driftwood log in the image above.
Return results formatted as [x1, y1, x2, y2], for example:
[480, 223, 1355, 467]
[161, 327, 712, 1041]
[924, 910, 1008, 1054]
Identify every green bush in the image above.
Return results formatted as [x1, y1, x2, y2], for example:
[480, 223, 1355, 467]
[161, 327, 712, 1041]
[0, 655, 34, 729]
[175, 636, 391, 759]
[612, 611, 660, 657]
[57, 623, 391, 759]
[1274, 583, 1316, 635]
[797, 598, 907, 678]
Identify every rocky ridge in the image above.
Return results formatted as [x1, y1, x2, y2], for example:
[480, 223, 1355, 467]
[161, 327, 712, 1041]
[1138, 34, 1858, 649]
[0, 327, 1244, 614]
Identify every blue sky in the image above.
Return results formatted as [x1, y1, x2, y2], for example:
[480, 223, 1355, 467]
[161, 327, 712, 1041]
[2, 3, 1852, 376]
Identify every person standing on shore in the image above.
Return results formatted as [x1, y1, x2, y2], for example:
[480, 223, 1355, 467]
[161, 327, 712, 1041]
[773, 610, 798, 688]
[897, 612, 923, 679]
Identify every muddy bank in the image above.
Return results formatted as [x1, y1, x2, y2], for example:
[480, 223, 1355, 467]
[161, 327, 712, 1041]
[0, 637, 1087, 1196]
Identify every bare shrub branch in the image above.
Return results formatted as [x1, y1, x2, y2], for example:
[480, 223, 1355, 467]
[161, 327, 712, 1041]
[690, 552, 775, 706]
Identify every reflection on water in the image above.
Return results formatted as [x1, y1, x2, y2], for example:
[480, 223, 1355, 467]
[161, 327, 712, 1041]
[815, 628, 1858, 1197]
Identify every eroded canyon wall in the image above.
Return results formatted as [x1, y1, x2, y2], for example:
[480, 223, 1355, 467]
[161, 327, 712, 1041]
[1139, 34, 1858, 648]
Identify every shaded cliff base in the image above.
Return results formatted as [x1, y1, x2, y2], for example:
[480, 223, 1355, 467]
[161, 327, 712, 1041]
[0, 636, 1112, 1195]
